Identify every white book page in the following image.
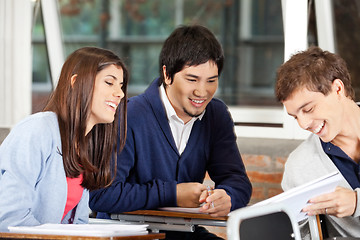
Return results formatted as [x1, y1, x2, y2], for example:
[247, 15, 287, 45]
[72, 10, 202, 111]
[9, 223, 149, 237]
[252, 171, 342, 221]
[158, 207, 203, 214]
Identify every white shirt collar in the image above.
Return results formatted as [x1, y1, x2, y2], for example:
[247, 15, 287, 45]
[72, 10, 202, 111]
[159, 84, 205, 124]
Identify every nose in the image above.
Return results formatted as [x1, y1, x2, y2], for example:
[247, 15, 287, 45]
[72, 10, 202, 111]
[193, 83, 207, 97]
[297, 114, 311, 130]
[114, 84, 124, 100]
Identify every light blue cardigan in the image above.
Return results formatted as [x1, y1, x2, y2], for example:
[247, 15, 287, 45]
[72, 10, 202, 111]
[0, 112, 89, 232]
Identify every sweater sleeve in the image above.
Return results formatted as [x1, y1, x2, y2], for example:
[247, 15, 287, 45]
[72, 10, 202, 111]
[89, 124, 177, 214]
[352, 188, 360, 217]
[206, 101, 252, 210]
[0, 117, 50, 231]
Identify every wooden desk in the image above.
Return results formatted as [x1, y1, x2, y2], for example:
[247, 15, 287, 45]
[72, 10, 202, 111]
[111, 210, 227, 232]
[0, 232, 165, 240]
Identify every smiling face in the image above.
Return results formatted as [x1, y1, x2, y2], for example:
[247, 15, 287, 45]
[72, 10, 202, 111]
[87, 64, 124, 134]
[283, 80, 345, 142]
[164, 61, 218, 123]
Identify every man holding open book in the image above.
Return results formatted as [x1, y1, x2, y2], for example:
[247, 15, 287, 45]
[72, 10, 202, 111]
[275, 46, 360, 239]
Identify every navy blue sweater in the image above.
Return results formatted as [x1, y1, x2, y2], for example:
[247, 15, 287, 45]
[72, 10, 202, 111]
[89, 78, 252, 216]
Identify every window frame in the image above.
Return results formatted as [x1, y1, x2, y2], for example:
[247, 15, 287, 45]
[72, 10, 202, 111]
[230, 0, 334, 140]
[40, 0, 64, 88]
[228, 0, 309, 139]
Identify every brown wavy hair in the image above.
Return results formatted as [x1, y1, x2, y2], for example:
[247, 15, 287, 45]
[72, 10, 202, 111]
[275, 46, 354, 102]
[44, 47, 128, 190]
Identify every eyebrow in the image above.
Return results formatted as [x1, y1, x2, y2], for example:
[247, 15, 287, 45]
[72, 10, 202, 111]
[185, 74, 218, 79]
[105, 75, 117, 80]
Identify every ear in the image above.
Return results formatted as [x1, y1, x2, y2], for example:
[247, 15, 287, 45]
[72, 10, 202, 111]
[70, 74, 78, 87]
[162, 65, 171, 85]
[331, 79, 345, 96]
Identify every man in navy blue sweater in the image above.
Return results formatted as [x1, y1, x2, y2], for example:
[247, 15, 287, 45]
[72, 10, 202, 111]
[90, 25, 252, 240]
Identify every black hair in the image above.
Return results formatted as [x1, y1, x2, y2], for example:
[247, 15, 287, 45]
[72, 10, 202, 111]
[158, 25, 224, 87]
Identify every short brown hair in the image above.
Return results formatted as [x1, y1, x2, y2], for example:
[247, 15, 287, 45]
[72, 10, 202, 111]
[275, 46, 354, 102]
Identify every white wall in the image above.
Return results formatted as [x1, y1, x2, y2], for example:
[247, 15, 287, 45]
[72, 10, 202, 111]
[0, 0, 32, 128]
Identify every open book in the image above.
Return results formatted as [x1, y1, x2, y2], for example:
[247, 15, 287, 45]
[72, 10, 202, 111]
[8, 223, 149, 237]
[252, 171, 342, 222]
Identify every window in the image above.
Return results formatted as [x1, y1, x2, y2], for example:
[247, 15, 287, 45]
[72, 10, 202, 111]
[33, 0, 287, 133]
[34, 0, 349, 139]
[332, 0, 360, 100]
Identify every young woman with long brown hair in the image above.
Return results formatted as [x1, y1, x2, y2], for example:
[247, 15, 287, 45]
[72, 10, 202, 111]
[0, 47, 128, 231]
